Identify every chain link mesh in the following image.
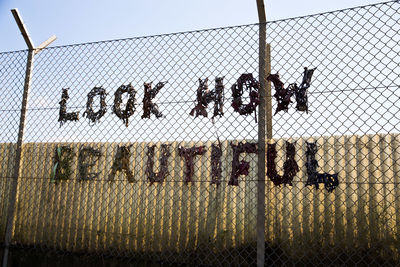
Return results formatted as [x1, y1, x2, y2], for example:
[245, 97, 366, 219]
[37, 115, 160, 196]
[0, 50, 26, 260]
[0, 1, 399, 266]
[264, 1, 400, 265]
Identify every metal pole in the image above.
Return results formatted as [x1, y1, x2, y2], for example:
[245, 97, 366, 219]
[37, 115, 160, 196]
[2, 9, 56, 267]
[256, 1, 267, 266]
[2, 49, 34, 267]
[266, 44, 272, 140]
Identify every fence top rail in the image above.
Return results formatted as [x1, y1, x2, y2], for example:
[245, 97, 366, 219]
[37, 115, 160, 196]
[0, 0, 397, 54]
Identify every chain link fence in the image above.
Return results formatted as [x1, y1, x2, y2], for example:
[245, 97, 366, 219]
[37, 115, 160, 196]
[0, 1, 399, 266]
[265, 1, 400, 265]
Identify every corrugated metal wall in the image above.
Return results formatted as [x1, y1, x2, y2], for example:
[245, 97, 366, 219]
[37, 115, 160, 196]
[0, 144, 16, 241]
[10, 140, 259, 255]
[1, 133, 399, 257]
[265, 134, 400, 259]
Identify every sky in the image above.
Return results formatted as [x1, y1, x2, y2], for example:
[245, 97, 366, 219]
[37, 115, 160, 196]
[0, 0, 398, 144]
[0, 0, 388, 52]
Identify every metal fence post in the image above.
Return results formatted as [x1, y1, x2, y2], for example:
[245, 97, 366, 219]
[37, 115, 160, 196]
[2, 48, 34, 267]
[256, 1, 267, 266]
[265, 44, 272, 140]
[2, 9, 55, 267]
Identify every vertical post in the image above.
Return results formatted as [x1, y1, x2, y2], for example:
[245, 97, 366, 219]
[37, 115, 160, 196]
[266, 44, 272, 139]
[2, 49, 34, 267]
[2, 9, 56, 267]
[256, 1, 267, 267]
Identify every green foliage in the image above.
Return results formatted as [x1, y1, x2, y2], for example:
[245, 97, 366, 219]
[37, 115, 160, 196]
[50, 146, 73, 183]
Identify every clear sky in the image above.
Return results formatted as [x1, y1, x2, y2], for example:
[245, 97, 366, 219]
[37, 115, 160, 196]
[0, 0, 386, 52]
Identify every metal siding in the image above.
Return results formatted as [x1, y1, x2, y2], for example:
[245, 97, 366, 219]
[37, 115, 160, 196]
[0, 133, 397, 257]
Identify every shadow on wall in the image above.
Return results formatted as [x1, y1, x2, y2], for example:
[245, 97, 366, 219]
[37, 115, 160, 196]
[6, 241, 400, 266]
